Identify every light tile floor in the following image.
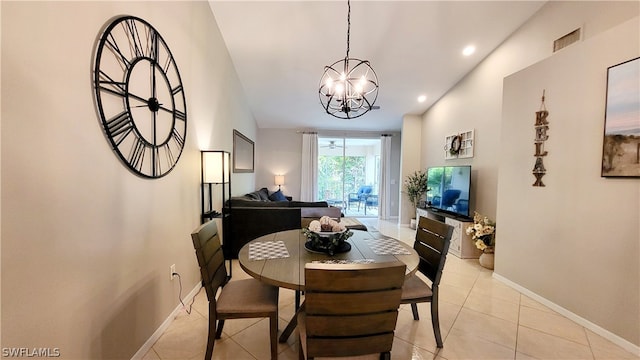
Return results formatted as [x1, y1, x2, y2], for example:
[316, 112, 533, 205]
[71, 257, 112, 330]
[143, 219, 639, 360]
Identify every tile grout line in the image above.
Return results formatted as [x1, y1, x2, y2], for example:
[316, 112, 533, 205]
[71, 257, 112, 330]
[443, 268, 480, 347]
[513, 293, 522, 360]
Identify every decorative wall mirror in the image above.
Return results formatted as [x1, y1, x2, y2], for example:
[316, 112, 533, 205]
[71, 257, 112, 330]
[233, 129, 254, 173]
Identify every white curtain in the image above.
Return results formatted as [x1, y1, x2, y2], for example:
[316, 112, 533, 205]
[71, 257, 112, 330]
[379, 135, 392, 219]
[301, 133, 318, 201]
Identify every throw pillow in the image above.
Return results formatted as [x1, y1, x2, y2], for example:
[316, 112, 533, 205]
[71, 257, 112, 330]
[245, 192, 261, 200]
[268, 189, 288, 202]
[257, 187, 270, 201]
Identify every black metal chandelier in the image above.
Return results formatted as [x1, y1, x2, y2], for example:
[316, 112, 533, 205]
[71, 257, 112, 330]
[318, 0, 379, 119]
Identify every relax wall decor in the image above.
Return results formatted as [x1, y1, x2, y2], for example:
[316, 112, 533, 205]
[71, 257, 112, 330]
[601, 57, 640, 177]
[532, 90, 549, 187]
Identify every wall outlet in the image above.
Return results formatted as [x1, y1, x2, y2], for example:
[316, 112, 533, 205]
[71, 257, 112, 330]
[170, 264, 176, 281]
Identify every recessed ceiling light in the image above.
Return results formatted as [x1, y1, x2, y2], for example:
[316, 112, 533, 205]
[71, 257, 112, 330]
[417, 95, 427, 103]
[462, 45, 476, 56]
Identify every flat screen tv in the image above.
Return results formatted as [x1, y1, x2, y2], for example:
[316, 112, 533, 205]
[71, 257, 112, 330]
[425, 165, 471, 218]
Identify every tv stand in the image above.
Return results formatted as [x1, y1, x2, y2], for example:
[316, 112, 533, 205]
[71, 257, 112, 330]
[416, 208, 481, 259]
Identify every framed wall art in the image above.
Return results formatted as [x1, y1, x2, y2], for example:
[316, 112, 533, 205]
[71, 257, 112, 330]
[233, 129, 254, 173]
[444, 129, 474, 160]
[601, 57, 640, 177]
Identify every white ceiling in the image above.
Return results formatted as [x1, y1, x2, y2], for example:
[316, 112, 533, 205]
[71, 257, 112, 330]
[209, 1, 546, 132]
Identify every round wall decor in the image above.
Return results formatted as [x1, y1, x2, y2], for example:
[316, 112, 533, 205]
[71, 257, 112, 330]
[93, 16, 187, 178]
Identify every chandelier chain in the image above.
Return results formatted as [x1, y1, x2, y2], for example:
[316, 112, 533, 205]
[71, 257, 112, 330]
[346, 0, 350, 59]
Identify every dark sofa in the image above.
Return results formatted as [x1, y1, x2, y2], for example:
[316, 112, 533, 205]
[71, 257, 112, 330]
[223, 188, 341, 258]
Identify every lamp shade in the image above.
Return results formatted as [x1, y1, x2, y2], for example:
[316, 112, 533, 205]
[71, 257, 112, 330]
[202, 151, 230, 183]
[275, 175, 285, 186]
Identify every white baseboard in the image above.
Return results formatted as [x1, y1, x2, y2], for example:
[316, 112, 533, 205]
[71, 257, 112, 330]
[493, 273, 640, 356]
[130, 283, 203, 360]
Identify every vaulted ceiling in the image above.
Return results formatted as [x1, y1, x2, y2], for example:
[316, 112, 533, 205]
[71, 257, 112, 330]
[209, 1, 546, 132]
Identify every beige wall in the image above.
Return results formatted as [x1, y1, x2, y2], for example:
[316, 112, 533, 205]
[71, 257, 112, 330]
[500, 17, 639, 348]
[416, 0, 639, 350]
[256, 128, 303, 198]
[420, 1, 639, 220]
[399, 115, 422, 224]
[1, 1, 256, 358]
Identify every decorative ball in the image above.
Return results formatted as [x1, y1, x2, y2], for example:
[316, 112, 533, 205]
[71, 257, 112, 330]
[308, 220, 321, 232]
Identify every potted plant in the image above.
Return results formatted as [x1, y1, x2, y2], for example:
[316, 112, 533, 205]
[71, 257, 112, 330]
[466, 212, 496, 269]
[404, 170, 429, 229]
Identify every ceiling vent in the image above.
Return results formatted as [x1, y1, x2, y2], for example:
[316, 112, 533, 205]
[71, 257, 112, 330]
[553, 28, 581, 52]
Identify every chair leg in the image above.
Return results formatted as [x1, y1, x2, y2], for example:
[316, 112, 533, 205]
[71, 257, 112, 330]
[215, 319, 225, 339]
[205, 304, 216, 360]
[295, 290, 301, 310]
[270, 314, 278, 360]
[431, 298, 443, 348]
[380, 351, 391, 360]
[410, 303, 420, 320]
[298, 337, 305, 360]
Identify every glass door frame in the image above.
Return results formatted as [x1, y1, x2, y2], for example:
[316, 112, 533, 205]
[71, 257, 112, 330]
[317, 137, 380, 217]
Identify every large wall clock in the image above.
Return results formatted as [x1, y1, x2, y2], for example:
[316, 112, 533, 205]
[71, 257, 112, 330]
[93, 16, 187, 178]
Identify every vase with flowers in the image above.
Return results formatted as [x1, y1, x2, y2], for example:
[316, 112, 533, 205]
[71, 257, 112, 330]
[465, 212, 496, 269]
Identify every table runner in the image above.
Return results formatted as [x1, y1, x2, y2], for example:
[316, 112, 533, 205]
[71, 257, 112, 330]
[248, 241, 290, 260]
[364, 238, 412, 255]
[312, 259, 375, 264]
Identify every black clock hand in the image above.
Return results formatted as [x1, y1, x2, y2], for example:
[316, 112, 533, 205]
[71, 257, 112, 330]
[156, 103, 186, 121]
[128, 91, 149, 104]
[128, 92, 162, 112]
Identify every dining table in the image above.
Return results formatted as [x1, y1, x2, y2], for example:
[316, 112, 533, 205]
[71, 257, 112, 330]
[238, 228, 420, 343]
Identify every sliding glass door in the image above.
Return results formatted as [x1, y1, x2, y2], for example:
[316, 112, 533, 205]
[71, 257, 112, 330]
[317, 137, 380, 217]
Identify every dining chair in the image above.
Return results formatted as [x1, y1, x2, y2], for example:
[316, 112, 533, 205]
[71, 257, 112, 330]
[400, 215, 453, 348]
[191, 220, 279, 360]
[298, 262, 406, 360]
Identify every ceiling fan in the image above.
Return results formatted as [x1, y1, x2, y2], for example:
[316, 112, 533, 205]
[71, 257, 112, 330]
[320, 140, 344, 149]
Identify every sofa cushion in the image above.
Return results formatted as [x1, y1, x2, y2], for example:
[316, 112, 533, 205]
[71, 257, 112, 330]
[229, 199, 289, 207]
[268, 189, 288, 201]
[289, 201, 329, 208]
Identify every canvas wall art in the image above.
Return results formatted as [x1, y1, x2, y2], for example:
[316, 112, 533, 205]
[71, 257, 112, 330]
[601, 57, 640, 177]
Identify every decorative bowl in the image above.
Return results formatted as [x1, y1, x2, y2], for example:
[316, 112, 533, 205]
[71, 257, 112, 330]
[302, 228, 353, 255]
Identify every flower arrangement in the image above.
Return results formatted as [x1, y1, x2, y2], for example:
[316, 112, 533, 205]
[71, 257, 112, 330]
[404, 170, 429, 209]
[466, 212, 495, 252]
[303, 216, 353, 255]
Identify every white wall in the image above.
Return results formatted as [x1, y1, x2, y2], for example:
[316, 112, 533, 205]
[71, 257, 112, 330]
[1, 1, 256, 358]
[500, 17, 639, 349]
[415, 0, 639, 350]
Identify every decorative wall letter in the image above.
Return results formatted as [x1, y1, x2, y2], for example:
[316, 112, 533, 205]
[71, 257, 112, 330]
[533, 90, 549, 186]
